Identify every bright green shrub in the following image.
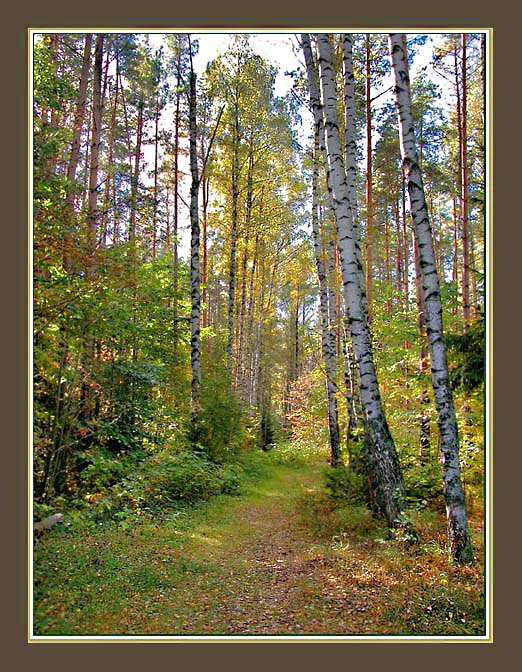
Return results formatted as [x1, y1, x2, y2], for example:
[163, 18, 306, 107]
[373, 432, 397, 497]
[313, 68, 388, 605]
[323, 465, 368, 505]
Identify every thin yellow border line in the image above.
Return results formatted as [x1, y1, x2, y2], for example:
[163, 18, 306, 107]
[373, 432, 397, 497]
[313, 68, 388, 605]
[28, 27, 493, 644]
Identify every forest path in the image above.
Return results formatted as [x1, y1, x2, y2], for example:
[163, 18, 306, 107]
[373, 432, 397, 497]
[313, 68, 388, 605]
[34, 456, 485, 637]
[36, 459, 376, 636]
[154, 460, 362, 636]
[119, 460, 367, 636]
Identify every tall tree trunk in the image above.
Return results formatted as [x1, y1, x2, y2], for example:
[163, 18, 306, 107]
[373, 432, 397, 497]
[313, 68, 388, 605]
[236, 232, 249, 394]
[312, 141, 341, 466]
[330, 228, 342, 360]
[101, 54, 119, 248]
[390, 33, 473, 563]
[201, 174, 210, 329]
[165, 185, 170, 252]
[341, 35, 364, 276]
[365, 35, 373, 320]
[460, 33, 470, 325]
[384, 204, 391, 315]
[188, 40, 201, 419]
[86, 34, 104, 278]
[469, 231, 478, 319]
[394, 199, 403, 300]
[152, 92, 160, 258]
[246, 229, 260, 405]
[454, 44, 463, 319]
[401, 167, 409, 311]
[43, 35, 61, 176]
[63, 33, 92, 273]
[81, 34, 104, 428]
[172, 59, 181, 355]
[341, 33, 373, 457]
[81, 98, 92, 213]
[129, 101, 144, 250]
[227, 98, 240, 383]
[413, 228, 431, 460]
[451, 196, 459, 314]
[236, 143, 254, 395]
[303, 33, 404, 526]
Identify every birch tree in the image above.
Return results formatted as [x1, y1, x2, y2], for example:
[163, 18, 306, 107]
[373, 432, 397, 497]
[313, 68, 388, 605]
[389, 33, 473, 563]
[188, 37, 202, 421]
[311, 141, 341, 466]
[302, 33, 405, 526]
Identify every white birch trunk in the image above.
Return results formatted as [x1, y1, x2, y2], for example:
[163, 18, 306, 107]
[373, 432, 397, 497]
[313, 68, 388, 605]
[312, 141, 341, 466]
[389, 33, 473, 563]
[341, 34, 362, 256]
[188, 45, 201, 414]
[302, 33, 404, 525]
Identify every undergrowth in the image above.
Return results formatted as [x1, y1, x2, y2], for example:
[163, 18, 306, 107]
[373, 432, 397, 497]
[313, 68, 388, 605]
[295, 470, 485, 636]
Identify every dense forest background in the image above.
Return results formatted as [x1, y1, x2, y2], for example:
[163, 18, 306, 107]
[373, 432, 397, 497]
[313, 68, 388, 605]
[32, 31, 486, 603]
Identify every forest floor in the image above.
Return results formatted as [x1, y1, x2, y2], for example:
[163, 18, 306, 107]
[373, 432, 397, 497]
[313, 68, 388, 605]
[33, 455, 485, 637]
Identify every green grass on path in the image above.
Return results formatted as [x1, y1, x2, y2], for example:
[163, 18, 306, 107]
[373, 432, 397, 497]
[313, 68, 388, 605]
[33, 454, 485, 637]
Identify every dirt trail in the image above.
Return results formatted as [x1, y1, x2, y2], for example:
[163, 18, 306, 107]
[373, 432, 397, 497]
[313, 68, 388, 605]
[34, 458, 485, 637]
[151, 462, 364, 636]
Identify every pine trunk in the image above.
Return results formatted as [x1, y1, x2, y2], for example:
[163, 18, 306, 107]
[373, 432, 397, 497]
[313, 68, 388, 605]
[101, 55, 119, 248]
[227, 100, 240, 383]
[86, 34, 104, 278]
[201, 175, 209, 329]
[385, 205, 391, 314]
[129, 101, 144, 250]
[64, 33, 92, 273]
[460, 34, 470, 325]
[152, 93, 160, 258]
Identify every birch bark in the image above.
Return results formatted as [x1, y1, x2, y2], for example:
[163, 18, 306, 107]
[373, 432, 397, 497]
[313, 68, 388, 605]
[364, 35, 373, 320]
[312, 141, 341, 466]
[389, 33, 473, 562]
[173, 57, 181, 355]
[302, 33, 404, 525]
[188, 40, 201, 414]
[341, 34, 364, 276]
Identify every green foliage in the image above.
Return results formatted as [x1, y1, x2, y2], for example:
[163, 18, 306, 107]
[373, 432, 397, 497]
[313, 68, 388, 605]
[285, 369, 330, 456]
[97, 360, 162, 453]
[323, 465, 368, 505]
[446, 319, 485, 391]
[140, 452, 216, 505]
[264, 440, 328, 465]
[74, 448, 246, 527]
[299, 490, 383, 541]
[77, 445, 144, 493]
[402, 460, 445, 511]
[196, 379, 245, 461]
